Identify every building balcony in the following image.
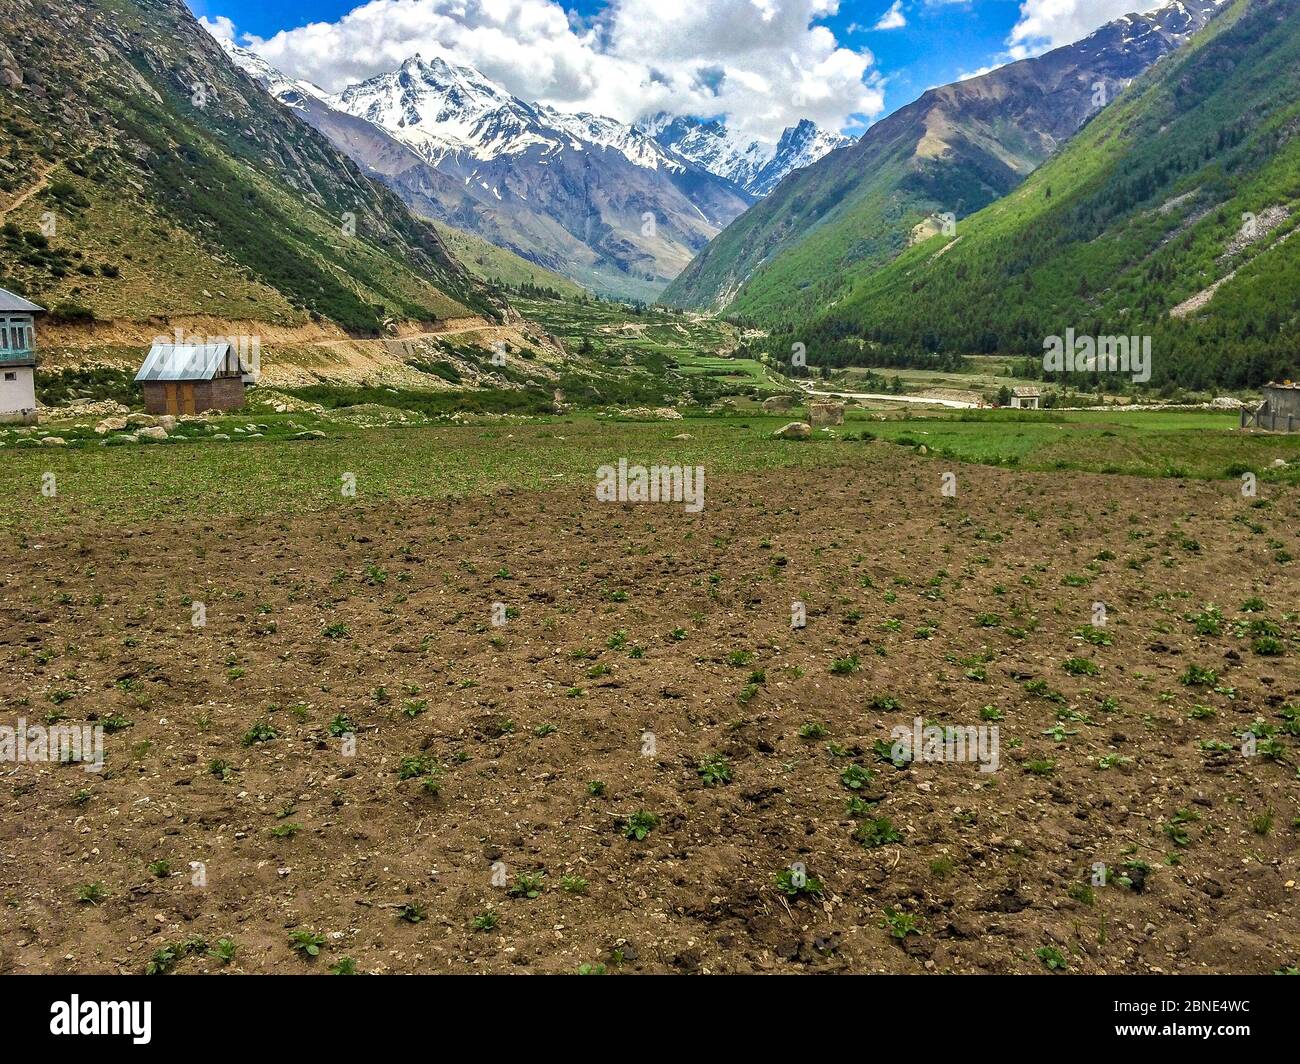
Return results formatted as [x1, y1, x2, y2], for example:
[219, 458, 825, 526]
[0, 346, 36, 366]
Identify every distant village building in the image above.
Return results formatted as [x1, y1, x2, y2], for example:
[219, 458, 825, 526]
[135, 342, 248, 414]
[1010, 386, 1041, 410]
[0, 287, 43, 424]
[1242, 381, 1300, 432]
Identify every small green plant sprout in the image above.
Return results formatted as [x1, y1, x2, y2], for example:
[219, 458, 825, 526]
[872, 738, 911, 768]
[1096, 753, 1132, 770]
[1189, 604, 1224, 636]
[397, 903, 427, 924]
[327, 712, 355, 737]
[534, 722, 558, 737]
[241, 720, 278, 746]
[472, 910, 499, 932]
[77, 881, 107, 904]
[560, 875, 589, 895]
[1164, 808, 1199, 847]
[508, 872, 545, 899]
[148, 860, 171, 878]
[1025, 759, 1056, 777]
[289, 929, 327, 958]
[697, 753, 732, 787]
[577, 962, 607, 975]
[773, 863, 823, 898]
[1063, 657, 1099, 677]
[624, 810, 659, 841]
[1036, 946, 1068, 971]
[270, 822, 302, 839]
[840, 763, 874, 790]
[145, 944, 179, 975]
[330, 956, 359, 975]
[830, 654, 860, 675]
[208, 938, 238, 964]
[980, 705, 1004, 722]
[397, 754, 435, 781]
[855, 816, 902, 848]
[1251, 810, 1274, 836]
[880, 908, 921, 940]
[798, 721, 828, 739]
[101, 712, 133, 734]
[1180, 664, 1218, 687]
[586, 780, 606, 797]
[845, 795, 877, 817]
[1075, 624, 1112, 646]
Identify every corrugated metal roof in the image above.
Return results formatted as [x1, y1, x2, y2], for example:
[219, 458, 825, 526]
[135, 343, 233, 382]
[0, 286, 44, 313]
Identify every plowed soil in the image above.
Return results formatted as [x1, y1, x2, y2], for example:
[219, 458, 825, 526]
[2, 445, 1298, 974]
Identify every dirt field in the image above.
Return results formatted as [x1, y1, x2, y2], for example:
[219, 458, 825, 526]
[2, 444, 1297, 974]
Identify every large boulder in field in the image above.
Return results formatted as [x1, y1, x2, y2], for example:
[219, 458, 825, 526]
[762, 394, 797, 413]
[773, 421, 812, 440]
[809, 401, 845, 427]
[95, 417, 129, 435]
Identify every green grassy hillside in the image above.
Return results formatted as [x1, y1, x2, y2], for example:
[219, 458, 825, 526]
[0, 0, 496, 334]
[430, 222, 586, 299]
[800, 0, 1300, 390]
[660, 1, 1227, 326]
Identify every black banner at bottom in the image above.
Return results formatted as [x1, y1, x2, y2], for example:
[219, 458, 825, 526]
[2, 973, 1288, 1049]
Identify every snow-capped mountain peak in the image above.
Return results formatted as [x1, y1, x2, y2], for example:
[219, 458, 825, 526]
[325, 54, 683, 172]
[222, 40, 327, 107]
[640, 111, 852, 196]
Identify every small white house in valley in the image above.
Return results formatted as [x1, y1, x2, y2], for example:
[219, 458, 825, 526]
[1010, 385, 1041, 410]
[0, 286, 43, 425]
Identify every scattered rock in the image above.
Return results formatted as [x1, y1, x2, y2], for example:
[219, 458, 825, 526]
[773, 421, 811, 440]
[136, 426, 168, 441]
[808, 401, 845, 427]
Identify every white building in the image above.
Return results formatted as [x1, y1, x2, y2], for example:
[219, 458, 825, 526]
[1009, 386, 1041, 410]
[0, 287, 43, 424]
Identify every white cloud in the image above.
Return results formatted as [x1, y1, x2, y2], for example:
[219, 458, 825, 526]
[199, 14, 237, 44]
[1009, 0, 1165, 54]
[207, 0, 883, 143]
[874, 1, 907, 30]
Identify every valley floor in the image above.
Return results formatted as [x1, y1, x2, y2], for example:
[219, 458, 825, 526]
[2, 432, 1298, 974]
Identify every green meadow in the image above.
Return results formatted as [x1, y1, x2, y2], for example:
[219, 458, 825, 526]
[5, 406, 1297, 531]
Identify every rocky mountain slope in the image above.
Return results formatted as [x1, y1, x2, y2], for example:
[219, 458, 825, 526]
[0, 0, 500, 337]
[662, 0, 1229, 321]
[254, 52, 755, 302]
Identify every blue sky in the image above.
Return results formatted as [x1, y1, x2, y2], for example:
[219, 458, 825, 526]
[189, 1, 1121, 139]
